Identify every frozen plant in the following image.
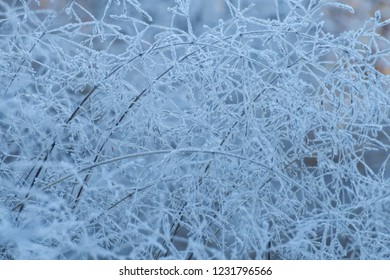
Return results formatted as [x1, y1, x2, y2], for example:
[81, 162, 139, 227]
[0, 0, 390, 259]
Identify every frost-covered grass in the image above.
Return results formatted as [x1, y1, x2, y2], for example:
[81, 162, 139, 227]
[1, 0, 390, 259]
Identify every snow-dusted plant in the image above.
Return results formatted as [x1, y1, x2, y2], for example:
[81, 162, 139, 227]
[1, 0, 390, 259]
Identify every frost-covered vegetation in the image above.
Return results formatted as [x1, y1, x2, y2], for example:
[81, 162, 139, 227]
[1, 0, 390, 259]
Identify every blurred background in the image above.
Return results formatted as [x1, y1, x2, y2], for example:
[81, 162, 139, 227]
[34, 0, 390, 27]
[28, 0, 390, 74]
